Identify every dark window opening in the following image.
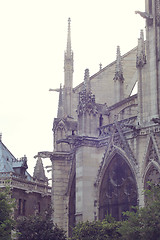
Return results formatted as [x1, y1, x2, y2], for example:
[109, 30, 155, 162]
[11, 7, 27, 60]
[18, 199, 26, 216]
[149, 0, 152, 14]
[99, 154, 137, 221]
[23, 200, 26, 216]
[18, 199, 22, 215]
[99, 114, 103, 127]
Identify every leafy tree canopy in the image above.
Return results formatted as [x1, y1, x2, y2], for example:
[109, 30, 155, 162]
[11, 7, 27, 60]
[118, 183, 160, 240]
[70, 183, 160, 240]
[16, 209, 67, 240]
[0, 183, 15, 240]
[70, 215, 121, 240]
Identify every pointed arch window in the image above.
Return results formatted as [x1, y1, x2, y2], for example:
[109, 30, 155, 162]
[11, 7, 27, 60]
[99, 154, 137, 220]
[144, 165, 160, 188]
[144, 165, 160, 204]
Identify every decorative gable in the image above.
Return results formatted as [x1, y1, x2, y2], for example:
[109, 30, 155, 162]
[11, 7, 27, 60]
[145, 133, 160, 167]
[95, 119, 137, 186]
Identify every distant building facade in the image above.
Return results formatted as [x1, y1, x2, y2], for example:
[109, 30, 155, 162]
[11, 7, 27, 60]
[0, 137, 51, 219]
[42, 0, 160, 236]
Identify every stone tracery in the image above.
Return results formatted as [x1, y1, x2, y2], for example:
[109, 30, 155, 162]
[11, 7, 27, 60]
[99, 154, 137, 220]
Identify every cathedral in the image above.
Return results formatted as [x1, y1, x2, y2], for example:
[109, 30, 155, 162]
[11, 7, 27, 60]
[41, 0, 160, 236]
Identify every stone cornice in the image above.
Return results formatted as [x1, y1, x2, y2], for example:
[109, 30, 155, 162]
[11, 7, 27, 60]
[0, 176, 51, 196]
[50, 151, 74, 162]
[55, 119, 160, 152]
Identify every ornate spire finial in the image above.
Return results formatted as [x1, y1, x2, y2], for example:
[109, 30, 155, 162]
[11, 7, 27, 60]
[136, 30, 146, 68]
[68, 17, 71, 25]
[77, 68, 97, 120]
[84, 68, 91, 93]
[113, 46, 124, 82]
[99, 63, 102, 71]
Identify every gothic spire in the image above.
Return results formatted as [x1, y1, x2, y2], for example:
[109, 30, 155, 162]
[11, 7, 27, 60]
[57, 84, 64, 118]
[113, 46, 124, 82]
[64, 18, 74, 117]
[136, 30, 146, 68]
[66, 17, 72, 58]
[33, 156, 47, 182]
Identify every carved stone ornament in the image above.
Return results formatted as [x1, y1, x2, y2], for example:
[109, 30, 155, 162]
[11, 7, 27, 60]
[147, 142, 159, 165]
[77, 90, 98, 116]
[136, 53, 146, 68]
[114, 121, 137, 165]
[99, 116, 137, 138]
[136, 30, 146, 68]
[135, 11, 153, 26]
[146, 134, 160, 166]
[113, 72, 124, 82]
[95, 119, 138, 186]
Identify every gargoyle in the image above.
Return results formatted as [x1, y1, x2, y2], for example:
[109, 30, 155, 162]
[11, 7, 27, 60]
[135, 11, 153, 20]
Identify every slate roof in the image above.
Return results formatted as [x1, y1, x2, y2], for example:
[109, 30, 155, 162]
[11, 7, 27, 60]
[0, 139, 32, 181]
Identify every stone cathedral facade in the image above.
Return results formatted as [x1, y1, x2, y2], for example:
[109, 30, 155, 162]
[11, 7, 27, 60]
[44, 0, 160, 236]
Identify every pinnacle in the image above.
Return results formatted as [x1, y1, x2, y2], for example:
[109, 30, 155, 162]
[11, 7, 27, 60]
[66, 17, 72, 57]
[33, 156, 47, 182]
[113, 46, 124, 81]
[84, 68, 91, 93]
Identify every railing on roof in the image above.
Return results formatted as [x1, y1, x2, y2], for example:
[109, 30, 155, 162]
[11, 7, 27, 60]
[98, 116, 137, 138]
[0, 172, 51, 195]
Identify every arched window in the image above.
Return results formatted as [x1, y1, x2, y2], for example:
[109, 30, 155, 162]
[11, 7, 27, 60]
[144, 165, 160, 204]
[56, 125, 69, 151]
[99, 154, 137, 220]
[144, 165, 160, 189]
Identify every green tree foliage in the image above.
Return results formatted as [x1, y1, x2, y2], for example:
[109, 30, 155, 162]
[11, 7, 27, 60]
[0, 184, 15, 240]
[118, 183, 160, 240]
[70, 184, 160, 240]
[16, 209, 67, 240]
[70, 215, 121, 240]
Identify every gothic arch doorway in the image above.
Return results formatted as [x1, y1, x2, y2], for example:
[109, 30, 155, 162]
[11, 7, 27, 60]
[99, 153, 137, 220]
[68, 174, 75, 237]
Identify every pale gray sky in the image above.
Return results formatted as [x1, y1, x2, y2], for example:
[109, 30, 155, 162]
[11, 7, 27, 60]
[0, 0, 145, 176]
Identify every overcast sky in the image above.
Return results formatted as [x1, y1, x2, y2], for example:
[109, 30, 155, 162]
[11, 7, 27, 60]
[0, 0, 145, 176]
